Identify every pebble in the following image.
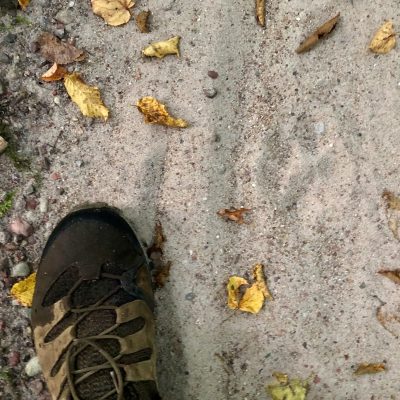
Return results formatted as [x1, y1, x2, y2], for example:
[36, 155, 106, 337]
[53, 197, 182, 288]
[39, 198, 48, 213]
[314, 121, 325, 135]
[185, 292, 196, 302]
[207, 70, 219, 79]
[0, 52, 11, 64]
[8, 351, 20, 367]
[50, 172, 61, 180]
[25, 198, 38, 210]
[11, 262, 30, 277]
[2, 33, 17, 44]
[203, 88, 217, 98]
[68, 0, 75, 7]
[25, 356, 42, 377]
[56, 187, 65, 195]
[30, 379, 44, 395]
[0, 136, 8, 153]
[25, 184, 35, 195]
[75, 160, 84, 168]
[55, 9, 74, 25]
[54, 96, 61, 105]
[8, 217, 34, 237]
[54, 28, 65, 39]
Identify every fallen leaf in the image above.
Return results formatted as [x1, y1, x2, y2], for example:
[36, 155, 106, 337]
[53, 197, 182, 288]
[369, 21, 396, 54]
[239, 264, 273, 314]
[136, 97, 188, 128]
[376, 304, 400, 338]
[354, 363, 386, 375]
[64, 73, 109, 121]
[8, 217, 33, 237]
[266, 374, 309, 400]
[142, 36, 180, 58]
[378, 269, 400, 285]
[18, 0, 30, 10]
[272, 372, 289, 385]
[41, 63, 67, 82]
[136, 10, 151, 33]
[91, 0, 135, 26]
[382, 191, 400, 240]
[10, 272, 36, 307]
[38, 32, 85, 64]
[256, 0, 265, 27]
[147, 221, 165, 257]
[154, 261, 171, 288]
[227, 276, 249, 309]
[217, 208, 251, 224]
[296, 13, 340, 53]
[0, 136, 8, 154]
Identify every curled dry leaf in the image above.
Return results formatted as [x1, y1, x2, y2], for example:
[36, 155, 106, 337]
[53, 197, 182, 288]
[369, 21, 396, 54]
[378, 269, 400, 285]
[143, 36, 180, 58]
[217, 207, 251, 224]
[8, 217, 33, 237]
[382, 191, 400, 240]
[227, 264, 273, 314]
[38, 32, 85, 65]
[64, 73, 109, 121]
[91, 0, 135, 26]
[10, 272, 36, 307]
[41, 63, 67, 82]
[256, 0, 265, 27]
[296, 13, 340, 53]
[227, 276, 248, 309]
[18, 0, 30, 10]
[136, 97, 188, 128]
[354, 363, 386, 375]
[154, 261, 171, 288]
[266, 373, 309, 400]
[136, 10, 151, 33]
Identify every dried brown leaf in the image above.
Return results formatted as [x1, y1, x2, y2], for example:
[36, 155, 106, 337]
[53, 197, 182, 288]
[354, 363, 386, 375]
[154, 261, 171, 288]
[217, 208, 251, 224]
[369, 21, 396, 54]
[136, 97, 188, 128]
[41, 63, 67, 82]
[376, 304, 400, 338]
[136, 10, 151, 33]
[18, 0, 30, 10]
[382, 191, 400, 240]
[383, 190, 400, 210]
[296, 13, 340, 53]
[147, 221, 165, 257]
[38, 33, 85, 65]
[378, 269, 400, 285]
[256, 0, 265, 27]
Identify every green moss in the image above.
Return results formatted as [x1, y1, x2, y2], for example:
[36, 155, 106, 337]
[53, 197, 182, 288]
[14, 15, 31, 25]
[0, 368, 11, 382]
[0, 191, 14, 218]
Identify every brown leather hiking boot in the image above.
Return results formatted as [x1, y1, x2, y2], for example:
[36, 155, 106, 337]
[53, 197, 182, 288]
[31, 205, 160, 400]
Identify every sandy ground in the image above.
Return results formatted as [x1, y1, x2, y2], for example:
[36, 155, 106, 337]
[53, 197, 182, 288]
[1, 0, 400, 399]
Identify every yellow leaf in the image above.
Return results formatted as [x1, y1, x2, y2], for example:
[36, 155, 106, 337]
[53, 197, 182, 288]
[10, 272, 36, 307]
[142, 36, 180, 59]
[354, 363, 386, 375]
[64, 73, 109, 121]
[256, 0, 265, 27]
[369, 21, 396, 54]
[227, 276, 248, 309]
[18, 0, 30, 10]
[267, 374, 309, 400]
[239, 264, 273, 314]
[136, 97, 188, 128]
[41, 63, 67, 82]
[91, 0, 135, 26]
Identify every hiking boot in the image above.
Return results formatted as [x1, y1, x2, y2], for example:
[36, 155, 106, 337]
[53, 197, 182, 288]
[31, 204, 160, 400]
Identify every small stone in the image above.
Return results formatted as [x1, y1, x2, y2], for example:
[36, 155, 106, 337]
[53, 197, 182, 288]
[0, 53, 11, 64]
[56, 187, 65, 195]
[54, 28, 65, 39]
[314, 121, 325, 135]
[203, 88, 217, 98]
[8, 218, 33, 238]
[0, 136, 8, 154]
[25, 184, 35, 195]
[3, 33, 17, 44]
[207, 70, 219, 79]
[55, 9, 74, 25]
[359, 282, 366, 289]
[39, 198, 48, 213]
[68, 1, 75, 7]
[8, 351, 20, 367]
[75, 160, 84, 168]
[53, 96, 61, 105]
[11, 261, 30, 277]
[185, 292, 196, 302]
[25, 198, 38, 210]
[30, 41, 40, 53]
[50, 172, 61, 181]
[30, 379, 44, 395]
[25, 356, 42, 377]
